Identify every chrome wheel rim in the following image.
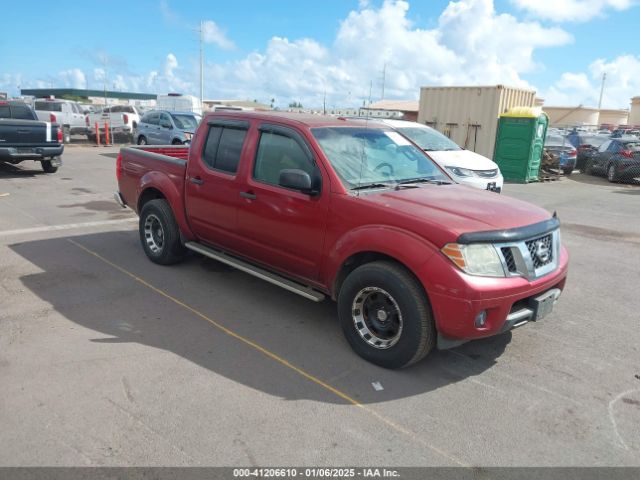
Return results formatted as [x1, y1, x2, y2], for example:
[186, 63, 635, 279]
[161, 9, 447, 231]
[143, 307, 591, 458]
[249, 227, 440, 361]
[352, 287, 403, 349]
[144, 214, 164, 253]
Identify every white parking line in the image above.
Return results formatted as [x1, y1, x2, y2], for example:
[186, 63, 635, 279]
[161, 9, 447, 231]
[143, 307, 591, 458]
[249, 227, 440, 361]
[0, 218, 137, 237]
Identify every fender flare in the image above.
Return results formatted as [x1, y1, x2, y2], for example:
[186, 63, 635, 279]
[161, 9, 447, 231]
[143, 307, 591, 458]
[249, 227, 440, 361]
[323, 225, 439, 297]
[138, 171, 195, 240]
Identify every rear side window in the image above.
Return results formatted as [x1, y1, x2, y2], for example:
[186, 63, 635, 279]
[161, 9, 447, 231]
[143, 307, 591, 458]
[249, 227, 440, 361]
[202, 126, 247, 174]
[253, 132, 314, 185]
[35, 101, 62, 112]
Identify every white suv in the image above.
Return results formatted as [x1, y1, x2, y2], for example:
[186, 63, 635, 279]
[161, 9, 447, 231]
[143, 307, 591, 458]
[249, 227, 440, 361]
[379, 119, 504, 192]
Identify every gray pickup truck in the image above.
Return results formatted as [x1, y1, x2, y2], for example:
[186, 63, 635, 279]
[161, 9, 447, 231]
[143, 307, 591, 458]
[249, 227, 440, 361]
[0, 100, 64, 173]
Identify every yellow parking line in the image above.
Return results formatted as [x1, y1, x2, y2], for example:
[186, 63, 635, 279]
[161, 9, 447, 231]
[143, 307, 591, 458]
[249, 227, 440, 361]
[67, 238, 467, 466]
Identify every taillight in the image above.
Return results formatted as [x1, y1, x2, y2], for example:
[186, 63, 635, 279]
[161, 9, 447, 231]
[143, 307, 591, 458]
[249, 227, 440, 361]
[85, 115, 90, 126]
[568, 149, 577, 158]
[620, 149, 633, 158]
[57, 127, 63, 143]
[49, 113, 57, 123]
[123, 114, 129, 125]
[116, 153, 123, 181]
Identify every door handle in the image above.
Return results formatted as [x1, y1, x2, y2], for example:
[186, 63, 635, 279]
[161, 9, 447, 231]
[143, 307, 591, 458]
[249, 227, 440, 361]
[189, 177, 204, 185]
[240, 191, 256, 200]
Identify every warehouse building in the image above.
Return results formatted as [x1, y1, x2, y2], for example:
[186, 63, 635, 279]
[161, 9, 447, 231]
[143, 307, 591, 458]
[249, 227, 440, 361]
[20, 88, 157, 107]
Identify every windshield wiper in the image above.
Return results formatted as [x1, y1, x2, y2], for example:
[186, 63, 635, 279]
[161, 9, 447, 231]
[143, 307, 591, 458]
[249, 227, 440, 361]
[351, 182, 395, 191]
[396, 177, 452, 187]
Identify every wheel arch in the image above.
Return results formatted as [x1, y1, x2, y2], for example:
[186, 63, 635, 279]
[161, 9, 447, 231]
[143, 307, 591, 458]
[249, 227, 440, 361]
[137, 172, 195, 241]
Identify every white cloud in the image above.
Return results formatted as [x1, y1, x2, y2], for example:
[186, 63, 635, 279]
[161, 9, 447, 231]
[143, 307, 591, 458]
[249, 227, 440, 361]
[57, 68, 87, 89]
[164, 53, 178, 78]
[200, 0, 572, 107]
[510, 0, 637, 22]
[542, 54, 640, 108]
[202, 20, 235, 50]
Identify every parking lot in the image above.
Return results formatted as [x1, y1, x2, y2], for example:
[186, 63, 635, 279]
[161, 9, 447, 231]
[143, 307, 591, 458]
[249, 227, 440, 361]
[1, 146, 639, 466]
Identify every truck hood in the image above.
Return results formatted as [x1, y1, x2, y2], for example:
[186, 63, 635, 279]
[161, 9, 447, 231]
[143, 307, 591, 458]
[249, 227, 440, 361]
[359, 184, 552, 242]
[427, 149, 499, 171]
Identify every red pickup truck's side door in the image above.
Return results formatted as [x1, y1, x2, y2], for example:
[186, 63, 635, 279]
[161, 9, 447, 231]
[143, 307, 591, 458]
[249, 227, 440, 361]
[235, 123, 330, 282]
[184, 119, 250, 249]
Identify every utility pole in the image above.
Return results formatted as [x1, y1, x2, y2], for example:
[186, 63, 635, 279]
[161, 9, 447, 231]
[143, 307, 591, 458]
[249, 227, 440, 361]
[597, 72, 606, 110]
[199, 20, 204, 111]
[381, 62, 386, 101]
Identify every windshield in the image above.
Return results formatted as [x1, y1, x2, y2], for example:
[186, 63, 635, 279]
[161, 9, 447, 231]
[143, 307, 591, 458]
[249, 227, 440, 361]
[395, 126, 461, 151]
[171, 114, 198, 130]
[312, 127, 449, 189]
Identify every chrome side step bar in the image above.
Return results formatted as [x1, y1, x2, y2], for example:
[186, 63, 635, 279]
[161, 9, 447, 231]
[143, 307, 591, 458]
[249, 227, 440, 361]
[184, 242, 326, 302]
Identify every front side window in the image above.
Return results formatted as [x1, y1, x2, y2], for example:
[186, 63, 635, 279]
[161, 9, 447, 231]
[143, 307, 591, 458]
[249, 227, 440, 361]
[397, 126, 461, 152]
[0, 105, 11, 118]
[202, 126, 247, 174]
[312, 127, 448, 189]
[253, 131, 315, 185]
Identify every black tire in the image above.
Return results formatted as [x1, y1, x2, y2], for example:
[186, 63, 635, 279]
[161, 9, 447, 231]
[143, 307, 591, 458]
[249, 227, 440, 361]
[337, 261, 435, 369]
[137, 135, 147, 145]
[607, 164, 618, 183]
[563, 168, 573, 176]
[41, 159, 58, 173]
[139, 199, 186, 265]
[583, 160, 593, 175]
[172, 139, 183, 145]
[63, 127, 71, 143]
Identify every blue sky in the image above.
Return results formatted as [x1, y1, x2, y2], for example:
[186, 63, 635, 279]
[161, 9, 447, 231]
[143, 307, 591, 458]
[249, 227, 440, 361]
[1, 0, 639, 108]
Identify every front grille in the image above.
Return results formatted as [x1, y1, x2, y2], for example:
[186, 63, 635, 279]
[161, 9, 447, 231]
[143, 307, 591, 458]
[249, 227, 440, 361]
[501, 247, 517, 273]
[526, 234, 553, 269]
[475, 169, 498, 178]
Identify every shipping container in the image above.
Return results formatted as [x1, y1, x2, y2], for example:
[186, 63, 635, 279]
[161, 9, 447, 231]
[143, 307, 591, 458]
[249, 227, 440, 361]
[418, 85, 536, 159]
[542, 106, 599, 127]
[629, 97, 640, 127]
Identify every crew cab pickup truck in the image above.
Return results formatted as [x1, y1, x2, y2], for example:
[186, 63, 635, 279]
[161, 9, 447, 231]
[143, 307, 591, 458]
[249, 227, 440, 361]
[0, 100, 63, 173]
[116, 112, 569, 368]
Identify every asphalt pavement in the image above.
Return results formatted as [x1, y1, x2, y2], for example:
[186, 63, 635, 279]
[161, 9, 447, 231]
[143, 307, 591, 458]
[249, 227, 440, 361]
[1, 148, 639, 466]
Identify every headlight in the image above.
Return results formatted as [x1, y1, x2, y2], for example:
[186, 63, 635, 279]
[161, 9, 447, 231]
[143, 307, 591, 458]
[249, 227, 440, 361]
[445, 166, 477, 177]
[441, 243, 506, 277]
[184, 132, 193, 140]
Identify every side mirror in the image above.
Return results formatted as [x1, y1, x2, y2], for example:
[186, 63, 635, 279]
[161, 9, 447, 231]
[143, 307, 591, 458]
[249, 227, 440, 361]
[279, 169, 318, 195]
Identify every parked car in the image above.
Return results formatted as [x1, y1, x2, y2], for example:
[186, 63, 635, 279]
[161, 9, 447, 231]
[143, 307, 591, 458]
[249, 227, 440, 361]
[566, 133, 609, 171]
[350, 119, 504, 192]
[544, 134, 576, 175]
[86, 105, 144, 142]
[0, 100, 63, 173]
[115, 111, 569, 369]
[33, 97, 87, 141]
[583, 137, 640, 182]
[135, 110, 201, 145]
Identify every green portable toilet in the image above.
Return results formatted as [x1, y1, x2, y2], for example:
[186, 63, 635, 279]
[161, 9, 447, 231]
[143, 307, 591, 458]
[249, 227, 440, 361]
[493, 107, 548, 183]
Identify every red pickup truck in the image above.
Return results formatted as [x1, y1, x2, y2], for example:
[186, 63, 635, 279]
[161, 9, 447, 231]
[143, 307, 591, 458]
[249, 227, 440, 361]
[116, 112, 568, 368]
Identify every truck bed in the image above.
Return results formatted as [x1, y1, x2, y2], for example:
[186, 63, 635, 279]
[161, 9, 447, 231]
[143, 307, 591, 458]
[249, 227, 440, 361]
[117, 145, 190, 213]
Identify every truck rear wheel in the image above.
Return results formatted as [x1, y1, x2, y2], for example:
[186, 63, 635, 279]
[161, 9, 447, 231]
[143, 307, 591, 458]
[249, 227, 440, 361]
[337, 261, 435, 369]
[139, 199, 186, 265]
[41, 159, 58, 173]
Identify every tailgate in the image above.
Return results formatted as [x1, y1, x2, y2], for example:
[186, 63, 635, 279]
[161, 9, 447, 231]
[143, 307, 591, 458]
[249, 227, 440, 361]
[0, 119, 55, 145]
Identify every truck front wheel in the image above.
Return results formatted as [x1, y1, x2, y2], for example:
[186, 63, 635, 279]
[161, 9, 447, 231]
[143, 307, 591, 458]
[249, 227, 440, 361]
[139, 199, 186, 265]
[337, 261, 435, 369]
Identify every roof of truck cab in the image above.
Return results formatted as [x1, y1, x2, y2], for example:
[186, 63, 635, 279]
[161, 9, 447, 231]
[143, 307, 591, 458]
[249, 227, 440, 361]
[203, 110, 389, 129]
